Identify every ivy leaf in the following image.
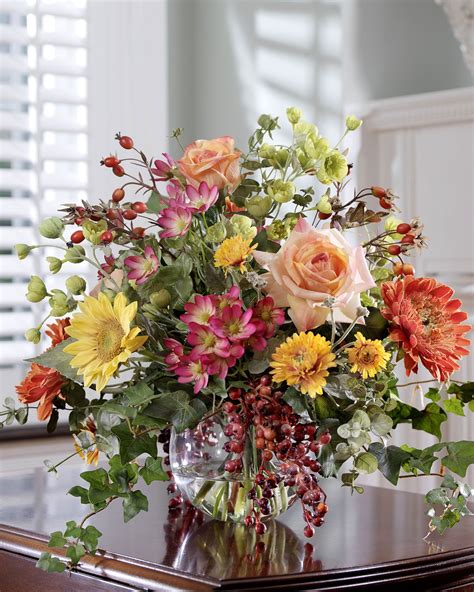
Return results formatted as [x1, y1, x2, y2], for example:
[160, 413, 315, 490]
[80, 468, 109, 489]
[112, 422, 157, 463]
[368, 443, 411, 485]
[411, 402, 447, 440]
[442, 398, 465, 417]
[139, 457, 168, 485]
[442, 441, 474, 477]
[36, 553, 66, 573]
[48, 531, 67, 549]
[355, 452, 378, 474]
[27, 338, 80, 382]
[283, 387, 310, 416]
[123, 490, 148, 522]
[66, 543, 86, 564]
[370, 411, 393, 436]
[144, 391, 207, 432]
[425, 487, 450, 505]
[64, 520, 81, 538]
[80, 525, 102, 553]
[68, 485, 89, 505]
[425, 388, 441, 402]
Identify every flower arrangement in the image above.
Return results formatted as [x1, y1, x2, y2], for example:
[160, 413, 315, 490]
[3, 109, 474, 573]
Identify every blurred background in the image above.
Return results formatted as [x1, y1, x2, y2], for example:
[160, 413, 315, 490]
[0, 0, 472, 519]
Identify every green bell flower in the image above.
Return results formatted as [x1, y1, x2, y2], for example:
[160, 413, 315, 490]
[275, 149, 290, 167]
[26, 276, 47, 303]
[246, 194, 272, 218]
[82, 219, 108, 245]
[15, 244, 33, 260]
[316, 194, 333, 214]
[286, 106, 302, 125]
[318, 150, 348, 184]
[66, 275, 86, 295]
[296, 148, 315, 170]
[46, 256, 63, 274]
[346, 115, 363, 131]
[39, 216, 64, 239]
[49, 289, 74, 317]
[206, 221, 227, 243]
[267, 179, 295, 204]
[258, 143, 277, 159]
[305, 136, 330, 161]
[227, 215, 257, 241]
[63, 245, 86, 264]
[150, 289, 171, 308]
[294, 121, 318, 146]
[25, 327, 41, 344]
[267, 220, 288, 241]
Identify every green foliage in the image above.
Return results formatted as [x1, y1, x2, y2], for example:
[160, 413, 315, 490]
[143, 390, 208, 432]
[36, 553, 67, 573]
[139, 457, 168, 485]
[123, 490, 149, 522]
[368, 443, 411, 485]
[27, 338, 79, 382]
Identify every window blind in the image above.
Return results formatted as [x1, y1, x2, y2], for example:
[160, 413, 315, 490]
[0, 0, 88, 403]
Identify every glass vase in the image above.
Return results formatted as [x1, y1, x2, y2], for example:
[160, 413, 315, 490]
[169, 412, 297, 522]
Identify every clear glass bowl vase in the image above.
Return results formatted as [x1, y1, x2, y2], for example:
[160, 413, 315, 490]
[169, 413, 297, 523]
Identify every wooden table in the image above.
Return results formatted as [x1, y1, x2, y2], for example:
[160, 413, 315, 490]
[0, 467, 472, 591]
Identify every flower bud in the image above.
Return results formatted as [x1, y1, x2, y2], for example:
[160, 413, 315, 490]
[63, 245, 86, 263]
[150, 289, 171, 308]
[267, 220, 288, 241]
[15, 243, 33, 260]
[49, 289, 74, 317]
[316, 194, 333, 215]
[66, 275, 86, 295]
[345, 115, 362, 131]
[267, 179, 295, 204]
[26, 276, 47, 303]
[206, 221, 227, 243]
[46, 256, 63, 274]
[39, 216, 64, 239]
[25, 327, 41, 344]
[246, 194, 272, 218]
[257, 114, 278, 131]
[286, 106, 302, 125]
[82, 219, 108, 245]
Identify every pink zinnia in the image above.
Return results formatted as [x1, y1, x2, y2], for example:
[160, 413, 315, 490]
[175, 358, 209, 394]
[151, 153, 175, 181]
[185, 182, 219, 213]
[187, 323, 230, 358]
[124, 246, 159, 285]
[157, 206, 192, 238]
[211, 305, 256, 341]
[181, 295, 216, 326]
[163, 338, 184, 371]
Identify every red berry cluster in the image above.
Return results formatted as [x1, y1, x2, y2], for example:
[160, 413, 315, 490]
[222, 375, 329, 537]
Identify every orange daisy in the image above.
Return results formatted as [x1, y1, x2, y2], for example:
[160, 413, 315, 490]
[381, 276, 471, 381]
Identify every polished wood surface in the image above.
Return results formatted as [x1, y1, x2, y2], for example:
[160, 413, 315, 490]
[0, 463, 473, 591]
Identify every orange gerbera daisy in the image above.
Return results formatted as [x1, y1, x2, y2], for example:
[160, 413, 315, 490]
[381, 276, 471, 381]
[16, 318, 70, 421]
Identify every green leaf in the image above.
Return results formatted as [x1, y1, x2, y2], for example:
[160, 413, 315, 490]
[442, 398, 465, 416]
[26, 337, 80, 382]
[132, 413, 167, 429]
[412, 402, 447, 440]
[146, 191, 166, 214]
[112, 422, 157, 463]
[425, 487, 449, 505]
[101, 400, 138, 420]
[241, 160, 263, 170]
[143, 390, 207, 432]
[370, 411, 393, 436]
[47, 409, 59, 434]
[368, 443, 411, 485]
[80, 468, 109, 489]
[64, 521, 82, 538]
[80, 525, 102, 553]
[425, 388, 441, 402]
[48, 531, 67, 549]
[108, 455, 139, 492]
[66, 543, 86, 564]
[442, 441, 474, 477]
[355, 452, 378, 474]
[283, 388, 310, 415]
[318, 444, 336, 478]
[68, 485, 89, 505]
[123, 490, 148, 522]
[139, 457, 168, 485]
[36, 553, 66, 573]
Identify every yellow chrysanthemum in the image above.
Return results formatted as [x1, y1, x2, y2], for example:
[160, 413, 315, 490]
[64, 292, 147, 392]
[347, 332, 390, 379]
[270, 332, 336, 398]
[213, 234, 257, 274]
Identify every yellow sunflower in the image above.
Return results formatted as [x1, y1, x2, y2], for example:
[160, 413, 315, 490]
[347, 332, 390, 379]
[64, 292, 147, 392]
[213, 235, 257, 274]
[270, 332, 336, 398]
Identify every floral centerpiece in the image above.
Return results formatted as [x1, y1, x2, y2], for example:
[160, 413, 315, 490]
[3, 109, 473, 573]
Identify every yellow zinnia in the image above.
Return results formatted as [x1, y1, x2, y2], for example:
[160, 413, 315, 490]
[270, 332, 336, 398]
[64, 292, 147, 392]
[347, 332, 390, 379]
[213, 235, 257, 274]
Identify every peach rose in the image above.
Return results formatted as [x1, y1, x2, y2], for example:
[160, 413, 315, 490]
[253, 218, 375, 331]
[177, 136, 241, 193]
